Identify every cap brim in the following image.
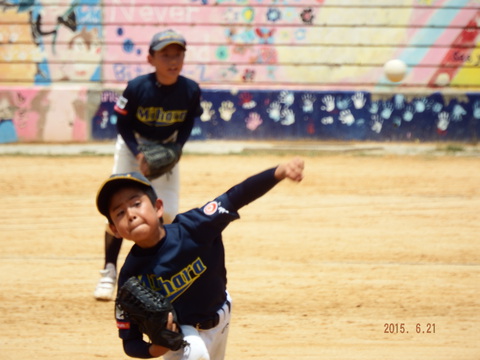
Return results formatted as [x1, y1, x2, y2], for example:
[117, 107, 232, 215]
[151, 40, 186, 52]
[96, 175, 152, 217]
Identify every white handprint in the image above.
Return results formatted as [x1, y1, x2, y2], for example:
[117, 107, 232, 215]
[414, 98, 429, 113]
[302, 94, 315, 113]
[321, 116, 334, 125]
[321, 95, 335, 112]
[351, 92, 366, 109]
[200, 101, 215, 122]
[281, 108, 295, 126]
[278, 90, 294, 107]
[403, 105, 414, 122]
[219, 101, 236, 121]
[339, 109, 355, 126]
[393, 94, 405, 109]
[380, 102, 394, 119]
[369, 101, 379, 114]
[267, 101, 282, 122]
[371, 115, 383, 133]
[437, 111, 450, 131]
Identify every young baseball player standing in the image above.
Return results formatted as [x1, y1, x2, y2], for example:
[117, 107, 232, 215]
[94, 29, 203, 301]
[95, 157, 305, 359]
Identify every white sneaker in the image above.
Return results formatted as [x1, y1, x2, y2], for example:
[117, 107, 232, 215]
[94, 263, 116, 301]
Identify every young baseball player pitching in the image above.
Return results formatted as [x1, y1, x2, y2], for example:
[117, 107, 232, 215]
[96, 157, 305, 359]
[94, 29, 203, 301]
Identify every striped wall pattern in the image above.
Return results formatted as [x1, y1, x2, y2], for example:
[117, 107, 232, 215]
[0, 0, 479, 143]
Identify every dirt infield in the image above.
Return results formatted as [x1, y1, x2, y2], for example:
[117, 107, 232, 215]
[1, 151, 479, 360]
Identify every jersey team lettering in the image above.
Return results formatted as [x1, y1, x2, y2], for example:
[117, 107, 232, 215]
[136, 107, 187, 126]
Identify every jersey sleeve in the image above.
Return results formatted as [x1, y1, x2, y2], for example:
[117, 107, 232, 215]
[177, 167, 280, 241]
[115, 84, 141, 156]
[177, 196, 239, 244]
[225, 167, 279, 210]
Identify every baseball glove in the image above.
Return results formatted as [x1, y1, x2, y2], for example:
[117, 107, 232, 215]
[138, 143, 182, 180]
[116, 276, 187, 351]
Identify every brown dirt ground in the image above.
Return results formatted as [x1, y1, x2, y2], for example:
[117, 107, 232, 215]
[1, 151, 479, 360]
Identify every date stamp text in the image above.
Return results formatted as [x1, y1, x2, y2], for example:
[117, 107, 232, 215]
[384, 323, 436, 334]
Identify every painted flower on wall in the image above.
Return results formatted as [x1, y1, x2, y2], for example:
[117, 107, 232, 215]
[266, 8, 281, 22]
[300, 8, 315, 25]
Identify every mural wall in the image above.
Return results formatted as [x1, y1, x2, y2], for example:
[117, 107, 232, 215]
[1, 0, 479, 143]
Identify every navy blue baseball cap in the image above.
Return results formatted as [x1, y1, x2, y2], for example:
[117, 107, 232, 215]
[96, 172, 156, 217]
[149, 29, 186, 52]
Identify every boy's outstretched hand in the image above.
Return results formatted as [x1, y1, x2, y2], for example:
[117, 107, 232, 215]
[274, 157, 304, 182]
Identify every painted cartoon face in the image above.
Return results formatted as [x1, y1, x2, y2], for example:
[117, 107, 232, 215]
[1, 1, 102, 83]
[38, 2, 102, 82]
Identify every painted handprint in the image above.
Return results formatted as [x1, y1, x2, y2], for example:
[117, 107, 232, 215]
[432, 102, 443, 113]
[370, 115, 383, 133]
[437, 111, 450, 131]
[200, 101, 215, 122]
[321, 116, 334, 125]
[239, 92, 257, 109]
[351, 92, 366, 109]
[393, 94, 405, 109]
[219, 101, 236, 121]
[280, 108, 295, 126]
[302, 93, 315, 113]
[278, 90, 294, 107]
[414, 97, 429, 113]
[245, 112, 263, 131]
[403, 105, 414, 122]
[320, 95, 335, 112]
[451, 104, 466, 121]
[267, 101, 282, 122]
[339, 109, 355, 126]
[380, 102, 394, 119]
[336, 96, 351, 110]
[369, 101, 379, 114]
[474, 101, 480, 119]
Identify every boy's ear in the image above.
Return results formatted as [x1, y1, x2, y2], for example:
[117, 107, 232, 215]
[155, 198, 164, 218]
[108, 223, 121, 238]
[147, 54, 154, 65]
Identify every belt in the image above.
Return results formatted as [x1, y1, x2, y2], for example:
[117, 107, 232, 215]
[194, 300, 231, 330]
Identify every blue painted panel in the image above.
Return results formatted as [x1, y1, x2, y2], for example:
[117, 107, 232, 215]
[91, 89, 480, 142]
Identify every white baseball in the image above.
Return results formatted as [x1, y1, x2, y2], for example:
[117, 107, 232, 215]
[384, 59, 407, 82]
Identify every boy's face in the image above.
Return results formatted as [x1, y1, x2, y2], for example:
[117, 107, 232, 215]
[108, 186, 164, 247]
[148, 44, 185, 85]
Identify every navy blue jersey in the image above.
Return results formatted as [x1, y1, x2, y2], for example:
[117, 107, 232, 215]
[114, 73, 202, 156]
[116, 167, 280, 358]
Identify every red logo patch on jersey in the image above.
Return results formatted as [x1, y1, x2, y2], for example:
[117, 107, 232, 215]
[114, 95, 128, 115]
[203, 201, 218, 215]
[117, 320, 130, 330]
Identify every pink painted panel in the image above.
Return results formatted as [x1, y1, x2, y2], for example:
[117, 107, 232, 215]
[2, 87, 88, 142]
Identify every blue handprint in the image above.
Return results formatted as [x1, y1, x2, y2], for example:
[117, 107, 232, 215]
[473, 101, 480, 120]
